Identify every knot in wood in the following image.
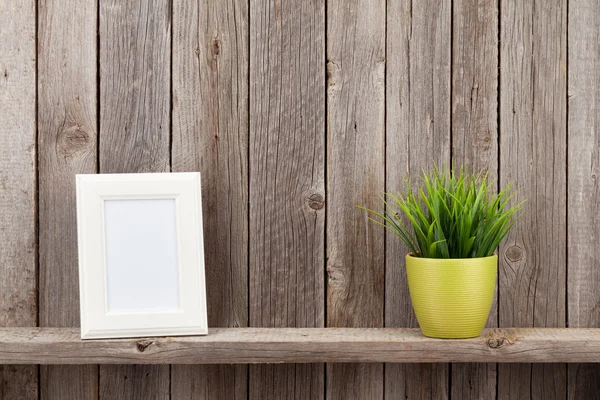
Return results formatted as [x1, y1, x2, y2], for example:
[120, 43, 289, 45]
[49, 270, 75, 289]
[505, 245, 523, 262]
[326, 264, 344, 283]
[326, 60, 339, 86]
[136, 340, 154, 352]
[487, 337, 508, 349]
[57, 126, 92, 157]
[477, 131, 493, 150]
[307, 193, 324, 210]
[212, 39, 220, 56]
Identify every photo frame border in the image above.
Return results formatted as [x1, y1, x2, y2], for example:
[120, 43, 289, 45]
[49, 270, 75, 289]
[76, 172, 208, 339]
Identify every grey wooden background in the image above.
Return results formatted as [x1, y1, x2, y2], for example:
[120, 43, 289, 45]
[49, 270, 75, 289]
[0, 0, 598, 398]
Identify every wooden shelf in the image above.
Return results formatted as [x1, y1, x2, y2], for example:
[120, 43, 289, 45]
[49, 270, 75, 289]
[1, 327, 598, 364]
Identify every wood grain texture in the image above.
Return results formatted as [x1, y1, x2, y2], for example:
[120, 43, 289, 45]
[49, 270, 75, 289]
[99, 0, 171, 398]
[385, 0, 451, 398]
[327, 0, 386, 397]
[325, 3, 387, 400]
[38, 0, 98, 398]
[0, 364, 37, 400]
[452, 0, 498, 176]
[3, 328, 600, 364]
[0, 1, 37, 398]
[171, 0, 249, 397]
[451, 0, 498, 398]
[171, 365, 246, 400]
[499, 0, 567, 398]
[249, 0, 326, 398]
[99, 0, 171, 174]
[100, 365, 169, 399]
[567, 0, 600, 398]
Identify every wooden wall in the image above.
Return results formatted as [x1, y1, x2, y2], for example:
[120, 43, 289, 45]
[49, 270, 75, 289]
[0, 0, 598, 398]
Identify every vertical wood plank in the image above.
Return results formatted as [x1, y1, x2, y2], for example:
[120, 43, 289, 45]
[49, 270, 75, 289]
[498, 0, 567, 398]
[327, 0, 385, 398]
[385, 0, 451, 398]
[99, 0, 171, 175]
[249, 0, 326, 397]
[452, 0, 498, 177]
[568, 0, 600, 398]
[451, 0, 498, 398]
[38, 0, 99, 398]
[99, 0, 171, 398]
[0, 1, 37, 398]
[171, 0, 249, 397]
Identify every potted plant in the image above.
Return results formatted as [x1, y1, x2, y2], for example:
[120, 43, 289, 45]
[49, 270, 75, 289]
[361, 166, 523, 338]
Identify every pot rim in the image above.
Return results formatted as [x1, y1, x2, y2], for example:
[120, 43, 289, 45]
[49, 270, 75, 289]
[406, 252, 498, 262]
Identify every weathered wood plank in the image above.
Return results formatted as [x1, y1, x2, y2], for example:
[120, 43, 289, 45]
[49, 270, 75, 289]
[499, 0, 567, 398]
[38, 0, 99, 398]
[3, 328, 600, 364]
[567, 0, 600, 398]
[451, 0, 498, 398]
[99, 0, 171, 399]
[99, 0, 171, 174]
[452, 0, 498, 176]
[0, 1, 37, 398]
[327, 0, 386, 397]
[171, 365, 246, 400]
[385, 0, 451, 398]
[171, 0, 249, 397]
[249, 0, 326, 398]
[0, 365, 37, 400]
[100, 365, 169, 399]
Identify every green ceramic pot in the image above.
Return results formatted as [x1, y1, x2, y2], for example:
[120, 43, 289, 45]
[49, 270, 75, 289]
[406, 253, 497, 339]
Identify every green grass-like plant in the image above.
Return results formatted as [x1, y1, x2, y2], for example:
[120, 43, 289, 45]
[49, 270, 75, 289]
[360, 166, 524, 258]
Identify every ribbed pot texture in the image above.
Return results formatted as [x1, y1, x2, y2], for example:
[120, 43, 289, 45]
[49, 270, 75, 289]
[405, 254, 497, 339]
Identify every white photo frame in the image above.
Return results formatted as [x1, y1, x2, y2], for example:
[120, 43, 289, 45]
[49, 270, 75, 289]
[76, 172, 208, 339]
